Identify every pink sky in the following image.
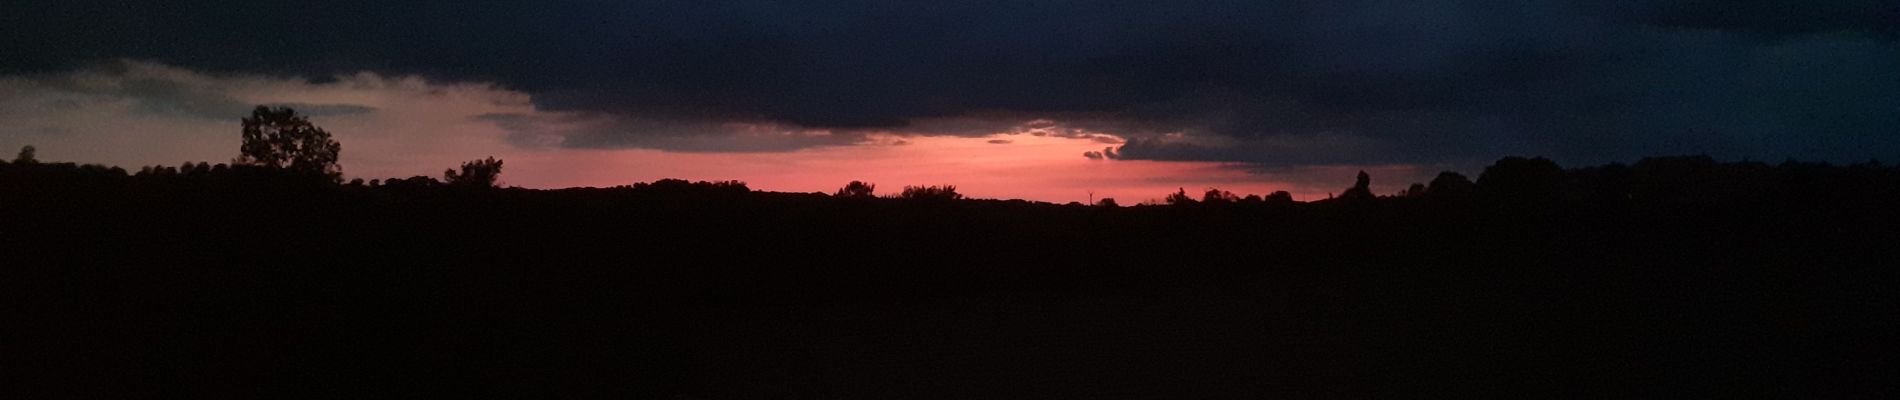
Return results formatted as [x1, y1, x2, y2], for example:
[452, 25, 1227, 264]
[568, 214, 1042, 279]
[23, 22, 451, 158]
[0, 61, 1441, 203]
[501, 134, 1433, 203]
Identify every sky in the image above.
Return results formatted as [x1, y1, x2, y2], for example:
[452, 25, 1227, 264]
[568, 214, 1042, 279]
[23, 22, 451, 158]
[3, 1, 1897, 202]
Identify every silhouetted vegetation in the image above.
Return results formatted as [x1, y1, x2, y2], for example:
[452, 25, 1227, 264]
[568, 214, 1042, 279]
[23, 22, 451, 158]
[5, 109, 1898, 398]
[444, 156, 504, 188]
[1164, 187, 1196, 205]
[238, 105, 342, 180]
[15, 145, 37, 164]
[1202, 188, 1240, 203]
[898, 184, 962, 201]
[835, 180, 877, 198]
[1426, 171, 1475, 198]
[1337, 170, 1375, 201]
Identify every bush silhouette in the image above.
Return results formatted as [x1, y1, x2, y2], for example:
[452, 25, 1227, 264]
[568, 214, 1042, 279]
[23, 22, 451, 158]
[1477, 157, 1564, 200]
[1265, 191, 1294, 204]
[15, 145, 37, 164]
[835, 181, 877, 198]
[1338, 170, 1374, 201]
[445, 157, 504, 188]
[899, 185, 962, 200]
[1426, 171, 1475, 198]
[1165, 188, 1196, 205]
[1202, 188, 1239, 203]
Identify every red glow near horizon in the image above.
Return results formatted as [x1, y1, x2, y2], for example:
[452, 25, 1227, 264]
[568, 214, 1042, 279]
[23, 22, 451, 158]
[498, 134, 1431, 203]
[0, 62, 1441, 203]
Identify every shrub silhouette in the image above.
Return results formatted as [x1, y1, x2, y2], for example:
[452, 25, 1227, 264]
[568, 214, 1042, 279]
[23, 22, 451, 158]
[1202, 188, 1239, 203]
[383, 175, 443, 189]
[1338, 170, 1374, 201]
[1164, 188, 1196, 205]
[835, 181, 877, 198]
[14, 145, 37, 164]
[1399, 183, 1428, 197]
[1097, 197, 1119, 207]
[238, 106, 342, 180]
[1477, 156, 1564, 200]
[1427, 171, 1475, 198]
[899, 185, 962, 200]
[445, 157, 504, 188]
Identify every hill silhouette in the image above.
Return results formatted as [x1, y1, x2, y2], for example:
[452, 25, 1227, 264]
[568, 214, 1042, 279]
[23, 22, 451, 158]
[5, 147, 1898, 398]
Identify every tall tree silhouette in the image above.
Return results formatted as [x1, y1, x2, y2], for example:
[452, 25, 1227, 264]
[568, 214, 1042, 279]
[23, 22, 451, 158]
[444, 157, 504, 188]
[238, 106, 341, 179]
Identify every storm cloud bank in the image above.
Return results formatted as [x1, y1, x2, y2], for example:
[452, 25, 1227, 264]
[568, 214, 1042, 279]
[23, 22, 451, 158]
[6, 1, 1897, 167]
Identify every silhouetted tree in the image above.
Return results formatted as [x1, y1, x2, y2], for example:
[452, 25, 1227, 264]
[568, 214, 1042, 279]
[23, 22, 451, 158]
[1097, 198, 1119, 207]
[899, 185, 962, 200]
[1477, 157, 1564, 200]
[1164, 188, 1196, 205]
[382, 175, 442, 189]
[1265, 191, 1294, 204]
[1338, 170, 1374, 200]
[237, 106, 341, 179]
[628, 179, 751, 195]
[445, 157, 504, 188]
[1426, 171, 1475, 198]
[835, 181, 877, 198]
[1202, 188, 1239, 203]
[15, 145, 37, 164]
[181, 162, 212, 176]
[1399, 183, 1428, 197]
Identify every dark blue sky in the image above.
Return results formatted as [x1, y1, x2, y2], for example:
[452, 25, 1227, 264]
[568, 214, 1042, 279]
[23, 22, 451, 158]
[5, 0, 1897, 169]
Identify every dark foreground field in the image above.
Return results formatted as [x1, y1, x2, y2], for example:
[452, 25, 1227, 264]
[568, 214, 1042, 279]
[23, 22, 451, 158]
[4, 157, 1897, 398]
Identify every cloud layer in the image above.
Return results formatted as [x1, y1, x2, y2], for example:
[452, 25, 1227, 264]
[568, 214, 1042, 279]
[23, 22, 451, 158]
[5, 1, 1898, 168]
[0, 61, 539, 177]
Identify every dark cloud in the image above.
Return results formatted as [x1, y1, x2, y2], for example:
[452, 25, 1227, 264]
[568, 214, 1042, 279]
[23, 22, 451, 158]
[987, 139, 1013, 145]
[4, 1, 1897, 164]
[2, 61, 377, 121]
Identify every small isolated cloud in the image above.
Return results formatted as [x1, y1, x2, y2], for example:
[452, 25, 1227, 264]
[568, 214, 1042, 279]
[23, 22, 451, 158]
[987, 139, 1013, 145]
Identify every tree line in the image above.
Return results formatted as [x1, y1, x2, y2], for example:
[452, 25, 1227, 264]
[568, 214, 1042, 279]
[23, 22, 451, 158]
[5, 104, 1899, 206]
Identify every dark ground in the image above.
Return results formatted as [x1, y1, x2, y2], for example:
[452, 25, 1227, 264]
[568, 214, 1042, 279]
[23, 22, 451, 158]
[4, 156, 1897, 398]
